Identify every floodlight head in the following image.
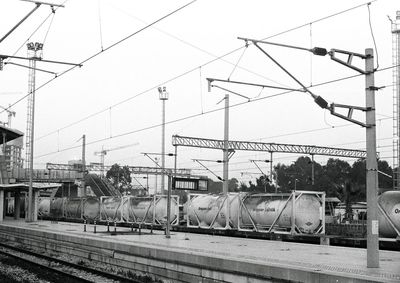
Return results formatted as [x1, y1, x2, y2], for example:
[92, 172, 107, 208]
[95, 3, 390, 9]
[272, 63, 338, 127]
[158, 86, 169, 100]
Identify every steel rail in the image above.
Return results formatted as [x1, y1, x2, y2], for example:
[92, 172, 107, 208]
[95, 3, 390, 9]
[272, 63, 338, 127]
[0, 242, 142, 283]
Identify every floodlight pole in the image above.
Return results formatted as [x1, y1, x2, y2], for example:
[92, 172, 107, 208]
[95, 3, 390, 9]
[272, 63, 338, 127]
[223, 94, 230, 229]
[365, 48, 379, 268]
[158, 87, 169, 195]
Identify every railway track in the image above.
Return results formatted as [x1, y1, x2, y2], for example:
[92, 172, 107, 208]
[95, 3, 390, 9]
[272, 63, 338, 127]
[0, 242, 143, 283]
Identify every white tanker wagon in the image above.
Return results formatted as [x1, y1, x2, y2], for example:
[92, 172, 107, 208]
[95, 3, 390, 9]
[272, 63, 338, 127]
[186, 193, 241, 229]
[378, 190, 400, 239]
[186, 191, 325, 235]
[237, 192, 324, 234]
[121, 195, 180, 225]
[64, 198, 84, 219]
[82, 197, 100, 220]
[100, 196, 124, 222]
[38, 197, 50, 217]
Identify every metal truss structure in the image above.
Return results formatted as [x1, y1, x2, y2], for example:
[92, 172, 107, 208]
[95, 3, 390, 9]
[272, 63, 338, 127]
[172, 135, 367, 159]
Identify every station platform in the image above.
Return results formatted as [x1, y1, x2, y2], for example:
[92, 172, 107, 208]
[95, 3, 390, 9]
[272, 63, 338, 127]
[0, 219, 399, 283]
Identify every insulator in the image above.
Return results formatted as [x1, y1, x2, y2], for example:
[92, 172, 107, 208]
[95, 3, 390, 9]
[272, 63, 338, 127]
[314, 96, 329, 109]
[311, 47, 328, 56]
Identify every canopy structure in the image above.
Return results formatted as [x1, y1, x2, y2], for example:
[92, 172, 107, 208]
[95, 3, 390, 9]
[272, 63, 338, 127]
[0, 183, 61, 191]
[0, 125, 23, 145]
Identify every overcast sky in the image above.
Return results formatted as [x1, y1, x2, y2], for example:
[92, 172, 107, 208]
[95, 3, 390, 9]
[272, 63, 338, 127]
[0, 0, 399, 190]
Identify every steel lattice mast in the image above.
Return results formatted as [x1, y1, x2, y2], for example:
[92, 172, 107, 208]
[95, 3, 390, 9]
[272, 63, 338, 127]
[392, 11, 400, 190]
[26, 42, 43, 222]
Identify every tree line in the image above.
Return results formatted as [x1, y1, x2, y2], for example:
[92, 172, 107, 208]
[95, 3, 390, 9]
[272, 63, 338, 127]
[106, 157, 394, 204]
[207, 156, 393, 202]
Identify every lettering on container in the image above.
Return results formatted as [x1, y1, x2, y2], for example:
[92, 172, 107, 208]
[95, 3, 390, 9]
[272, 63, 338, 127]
[198, 207, 212, 211]
[395, 208, 400, 214]
[252, 207, 275, 212]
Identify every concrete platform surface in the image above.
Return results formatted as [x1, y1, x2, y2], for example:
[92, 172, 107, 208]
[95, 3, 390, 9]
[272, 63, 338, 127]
[1, 219, 400, 282]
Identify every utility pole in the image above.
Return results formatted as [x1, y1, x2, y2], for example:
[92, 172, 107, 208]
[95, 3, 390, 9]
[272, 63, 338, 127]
[216, 37, 380, 267]
[223, 94, 230, 229]
[365, 48, 379, 268]
[81, 134, 86, 197]
[270, 152, 274, 192]
[311, 154, 315, 187]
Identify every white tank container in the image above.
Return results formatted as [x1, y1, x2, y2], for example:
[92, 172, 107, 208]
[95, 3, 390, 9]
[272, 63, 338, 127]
[64, 198, 83, 219]
[38, 197, 51, 217]
[50, 198, 64, 218]
[100, 197, 123, 221]
[187, 193, 240, 228]
[123, 196, 178, 224]
[378, 190, 400, 238]
[82, 197, 100, 220]
[187, 192, 322, 233]
[240, 193, 321, 234]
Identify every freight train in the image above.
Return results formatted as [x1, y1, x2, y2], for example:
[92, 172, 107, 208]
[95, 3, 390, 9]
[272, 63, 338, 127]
[6, 190, 400, 240]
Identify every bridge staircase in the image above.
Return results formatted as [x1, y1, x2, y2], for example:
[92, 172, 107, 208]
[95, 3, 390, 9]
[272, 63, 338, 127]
[84, 174, 121, 197]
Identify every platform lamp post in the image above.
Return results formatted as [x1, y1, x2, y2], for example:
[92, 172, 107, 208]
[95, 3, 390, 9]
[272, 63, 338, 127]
[158, 87, 169, 195]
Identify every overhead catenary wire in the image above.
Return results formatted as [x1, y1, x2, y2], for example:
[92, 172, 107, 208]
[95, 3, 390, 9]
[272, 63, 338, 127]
[2, 0, 375, 136]
[98, 0, 104, 51]
[227, 43, 248, 81]
[42, 7, 55, 45]
[367, 2, 379, 70]
[34, 67, 394, 160]
[105, 1, 289, 88]
[1, 0, 198, 115]
[4, 0, 69, 62]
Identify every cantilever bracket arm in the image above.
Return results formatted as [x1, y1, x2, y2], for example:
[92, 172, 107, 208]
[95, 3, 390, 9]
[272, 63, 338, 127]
[193, 159, 223, 181]
[206, 77, 307, 93]
[329, 103, 370, 128]
[0, 1, 65, 45]
[5, 62, 56, 75]
[328, 49, 368, 74]
[0, 54, 82, 67]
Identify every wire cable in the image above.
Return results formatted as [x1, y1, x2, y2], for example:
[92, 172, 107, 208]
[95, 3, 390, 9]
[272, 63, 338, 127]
[33, 67, 394, 159]
[1, 0, 198, 115]
[5, 0, 68, 62]
[227, 43, 248, 81]
[367, 3, 379, 70]
[2, 0, 374, 126]
[98, 0, 104, 51]
[42, 8, 55, 45]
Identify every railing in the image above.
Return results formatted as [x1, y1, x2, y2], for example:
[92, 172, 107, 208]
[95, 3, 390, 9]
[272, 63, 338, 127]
[11, 168, 83, 181]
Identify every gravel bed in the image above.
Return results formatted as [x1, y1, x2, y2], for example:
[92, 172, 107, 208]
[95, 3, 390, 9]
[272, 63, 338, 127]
[1, 241, 161, 283]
